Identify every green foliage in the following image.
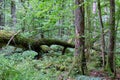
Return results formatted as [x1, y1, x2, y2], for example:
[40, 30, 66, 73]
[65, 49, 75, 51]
[115, 54, 120, 68]
[1, 0, 120, 79]
[3, 0, 74, 40]
[1, 50, 106, 80]
[0, 50, 74, 80]
[1, 45, 120, 80]
[0, 55, 22, 80]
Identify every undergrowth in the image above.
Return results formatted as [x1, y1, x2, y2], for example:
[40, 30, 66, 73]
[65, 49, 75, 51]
[0, 50, 74, 80]
[0, 49, 120, 80]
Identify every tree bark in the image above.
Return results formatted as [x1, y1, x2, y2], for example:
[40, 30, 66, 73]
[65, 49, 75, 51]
[85, 0, 92, 62]
[11, 0, 17, 28]
[108, 0, 115, 73]
[0, 0, 5, 27]
[97, 0, 105, 68]
[74, 0, 87, 75]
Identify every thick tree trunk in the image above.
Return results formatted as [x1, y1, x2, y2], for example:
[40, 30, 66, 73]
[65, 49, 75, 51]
[108, 0, 115, 73]
[74, 0, 87, 75]
[0, 30, 74, 58]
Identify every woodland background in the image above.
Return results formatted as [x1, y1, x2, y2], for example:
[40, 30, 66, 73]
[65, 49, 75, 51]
[0, 0, 120, 80]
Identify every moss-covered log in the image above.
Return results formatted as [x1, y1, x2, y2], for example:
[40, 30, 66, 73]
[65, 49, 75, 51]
[1, 30, 114, 59]
[0, 30, 74, 59]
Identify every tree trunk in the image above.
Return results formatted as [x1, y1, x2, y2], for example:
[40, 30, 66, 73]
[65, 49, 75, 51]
[20, 0, 27, 32]
[97, 0, 105, 68]
[0, 0, 5, 27]
[85, 0, 92, 62]
[74, 0, 87, 75]
[0, 30, 74, 58]
[58, 0, 65, 38]
[108, 0, 115, 73]
[11, 0, 17, 28]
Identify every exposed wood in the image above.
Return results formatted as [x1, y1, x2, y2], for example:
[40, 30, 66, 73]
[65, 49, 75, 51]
[6, 30, 21, 46]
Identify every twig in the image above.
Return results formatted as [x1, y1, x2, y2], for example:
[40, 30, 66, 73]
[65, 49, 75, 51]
[6, 30, 21, 46]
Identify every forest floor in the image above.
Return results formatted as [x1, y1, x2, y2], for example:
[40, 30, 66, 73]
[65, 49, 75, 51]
[90, 70, 120, 80]
[0, 46, 120, 80]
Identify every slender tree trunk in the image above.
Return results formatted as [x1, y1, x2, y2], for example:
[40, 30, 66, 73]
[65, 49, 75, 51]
[85, 0, 92, 62]
[108, 0, 115, 73]
[58, 0, 65, 38]
[20, 0, 27, 32]
[97, 0, 105, 68]
[0, 0, 5, 27]
[11, 0, 16, 28]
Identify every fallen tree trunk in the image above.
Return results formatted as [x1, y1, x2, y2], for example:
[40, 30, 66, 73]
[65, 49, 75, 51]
[1, 30, 118, 59]
[0, 30, 74, 59]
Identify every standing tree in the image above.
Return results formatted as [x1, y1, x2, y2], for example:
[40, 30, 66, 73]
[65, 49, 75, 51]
[11, 0, 16, 28]
[58, 0, 65, 38]
[108, 0, 115, 73]
[75, 0, 87, 75]
[85, 0, 92, 62]
[97, 0, 105, 69]
[0, 0, 5, 27]
[69, 0, 87, 75]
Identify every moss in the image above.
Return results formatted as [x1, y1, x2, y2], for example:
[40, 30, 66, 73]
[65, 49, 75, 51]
[40, 45, 51, 53]
[0, 30, 75, 59]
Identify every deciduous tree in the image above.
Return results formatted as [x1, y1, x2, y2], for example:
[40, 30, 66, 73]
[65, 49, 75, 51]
[108, 0, 115, 73]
